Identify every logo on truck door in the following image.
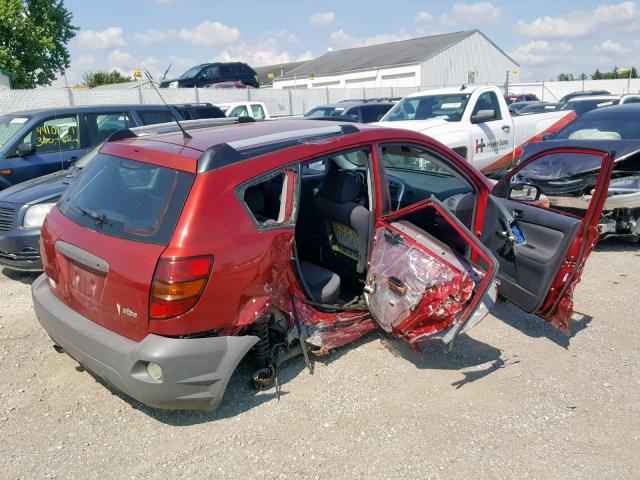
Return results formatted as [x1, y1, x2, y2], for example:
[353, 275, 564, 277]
[475, 137, 509, 154]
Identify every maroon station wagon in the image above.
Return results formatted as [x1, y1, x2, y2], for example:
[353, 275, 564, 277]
[32, 120, 614, 411]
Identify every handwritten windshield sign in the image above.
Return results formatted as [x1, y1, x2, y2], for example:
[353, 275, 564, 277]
[35, 124, 79, 149]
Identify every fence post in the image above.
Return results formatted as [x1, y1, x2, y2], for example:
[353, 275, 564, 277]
[541, 81, 544, 101]
[138, 85, 143, 104]
[288, 89, 293, 116]
[390, 86, 394, 98]
[66, 87, 74, 106]
[362, 86, 366, 99]
[247, 88, 252, 101]
[194, 86, 199, 103]
[325, 87, 329, 103]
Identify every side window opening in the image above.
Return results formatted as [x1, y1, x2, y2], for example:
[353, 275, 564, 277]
[137, 110, 174, 125]
[229, 105, 249, 117]
[21, 116, 80, 154]
[380, 144, 475, 228]
[241, 170, 296, 228]
[472, 92, 502, 121]
[251, 104, 265, 120]
[85, 112, 133, 145]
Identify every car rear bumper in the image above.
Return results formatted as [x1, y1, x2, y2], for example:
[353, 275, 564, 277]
[32, 274, 258, 411]
[0, 228, 42, 271]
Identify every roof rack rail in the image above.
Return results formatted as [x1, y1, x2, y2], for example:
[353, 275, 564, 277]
[106, 117, 246, 143]
[197, 124, 359, 173]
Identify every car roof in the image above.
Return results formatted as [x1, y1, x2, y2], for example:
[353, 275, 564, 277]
[574, 102, 640, 118]
[565, 95, 620, 103]
[3, 104, 180, 116]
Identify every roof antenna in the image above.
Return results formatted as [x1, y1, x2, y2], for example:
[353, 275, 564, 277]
[144, 70, 192, 140]
[460, 84, 467, 91]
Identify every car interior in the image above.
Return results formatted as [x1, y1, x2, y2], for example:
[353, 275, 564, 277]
[242, 144, 485, 309]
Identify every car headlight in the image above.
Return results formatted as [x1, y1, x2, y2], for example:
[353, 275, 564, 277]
[169, 81, 179, 88]
[23, 202, 57, 229]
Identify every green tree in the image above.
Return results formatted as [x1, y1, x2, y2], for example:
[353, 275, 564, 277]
[0, 0, 77, 88]
[82, 70, 133, 88]
[557, 73, 575, 81]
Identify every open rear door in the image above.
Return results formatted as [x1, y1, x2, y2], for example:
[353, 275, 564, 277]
[485, 147, 615, 334]
[364, 199, 497, 346]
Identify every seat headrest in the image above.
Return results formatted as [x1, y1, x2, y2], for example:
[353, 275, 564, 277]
[244, 186, 265, 214]
[319, 164, 361, 203]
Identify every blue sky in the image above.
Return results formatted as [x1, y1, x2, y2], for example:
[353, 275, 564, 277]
[59, 0, 640, 85]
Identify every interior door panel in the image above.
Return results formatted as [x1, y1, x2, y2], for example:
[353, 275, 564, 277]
[481, 196, 581, 312]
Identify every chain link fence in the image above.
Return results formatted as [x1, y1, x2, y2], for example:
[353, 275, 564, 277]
[2, 79, 638, 117]
[0, 85, 430, 117]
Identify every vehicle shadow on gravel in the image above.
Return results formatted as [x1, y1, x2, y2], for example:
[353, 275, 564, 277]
[490, 299, 592, 349]
[1, 268, 40, 285]
[379, 331, 514, 389]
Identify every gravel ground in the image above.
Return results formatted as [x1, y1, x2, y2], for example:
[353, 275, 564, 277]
[0, 239, 638, 479]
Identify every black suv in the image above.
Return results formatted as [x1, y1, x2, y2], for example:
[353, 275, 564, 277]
[160, 62, 259, 89]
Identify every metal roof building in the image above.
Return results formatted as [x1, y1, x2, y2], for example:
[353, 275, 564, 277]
[272, 30, 518, 89]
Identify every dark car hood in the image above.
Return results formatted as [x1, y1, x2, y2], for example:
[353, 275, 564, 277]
[522, 139, 640, 164]
[0, 168, 79, 205]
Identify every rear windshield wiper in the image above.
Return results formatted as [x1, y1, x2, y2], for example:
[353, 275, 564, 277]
[76, 206, 112, 226]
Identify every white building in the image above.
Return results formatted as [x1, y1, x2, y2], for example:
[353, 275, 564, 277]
[272, 30, 518, 90]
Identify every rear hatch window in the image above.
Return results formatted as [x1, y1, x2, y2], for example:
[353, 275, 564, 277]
[58, 153, 194, 244]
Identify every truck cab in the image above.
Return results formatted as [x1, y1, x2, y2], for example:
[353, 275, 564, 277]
[379, 86, 575, 174]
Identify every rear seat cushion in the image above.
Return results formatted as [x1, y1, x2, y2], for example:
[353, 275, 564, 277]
[299, 261, 341, 304]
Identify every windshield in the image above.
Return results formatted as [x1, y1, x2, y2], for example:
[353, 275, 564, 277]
[554, 117, 640, 140]
[382, 94, 471, 122]
[179, 66, 203, 79]
[59, 154, 195, 244]
[0, 115, 30, 148]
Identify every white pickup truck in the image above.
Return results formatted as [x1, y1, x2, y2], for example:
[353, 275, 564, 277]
[378, 85, 575, 173]
[217, 102, 271, 120]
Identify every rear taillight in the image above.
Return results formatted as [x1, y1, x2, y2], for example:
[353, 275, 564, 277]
[150, 256, 213, 320]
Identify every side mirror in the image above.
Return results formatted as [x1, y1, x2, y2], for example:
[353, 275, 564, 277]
[470, 109, 496, 124]
[541, 133, 554, 141]
[509, 183, 541, 202]
[16, 143, 36, 156]
[376, 113, 385, 122]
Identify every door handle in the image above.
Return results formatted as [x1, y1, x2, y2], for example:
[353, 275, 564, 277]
[513, 210, 524, 220]
[502, 125, 511, 133]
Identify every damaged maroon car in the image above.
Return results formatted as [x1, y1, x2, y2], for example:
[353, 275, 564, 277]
[32, 120, 614, 411]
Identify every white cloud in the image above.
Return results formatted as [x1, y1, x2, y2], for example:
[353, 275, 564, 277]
[134, 29, 168, 45]
[594, 39, 630, 54]
[107, 49, 136, 73]
[516, 1, 640, 39]
[414, 11, 434, 24]
[77, 27, 126, 50]
[177, 20, 240, 46]
[309, 11, 335, 26]
[267, 29, 299, 43]
[510, 40, 573, 65]
[440, 2, 502, 26]
[212, 32, 313, 67]
[329, 29, 410, 49]
[134, 20, 241, 47]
